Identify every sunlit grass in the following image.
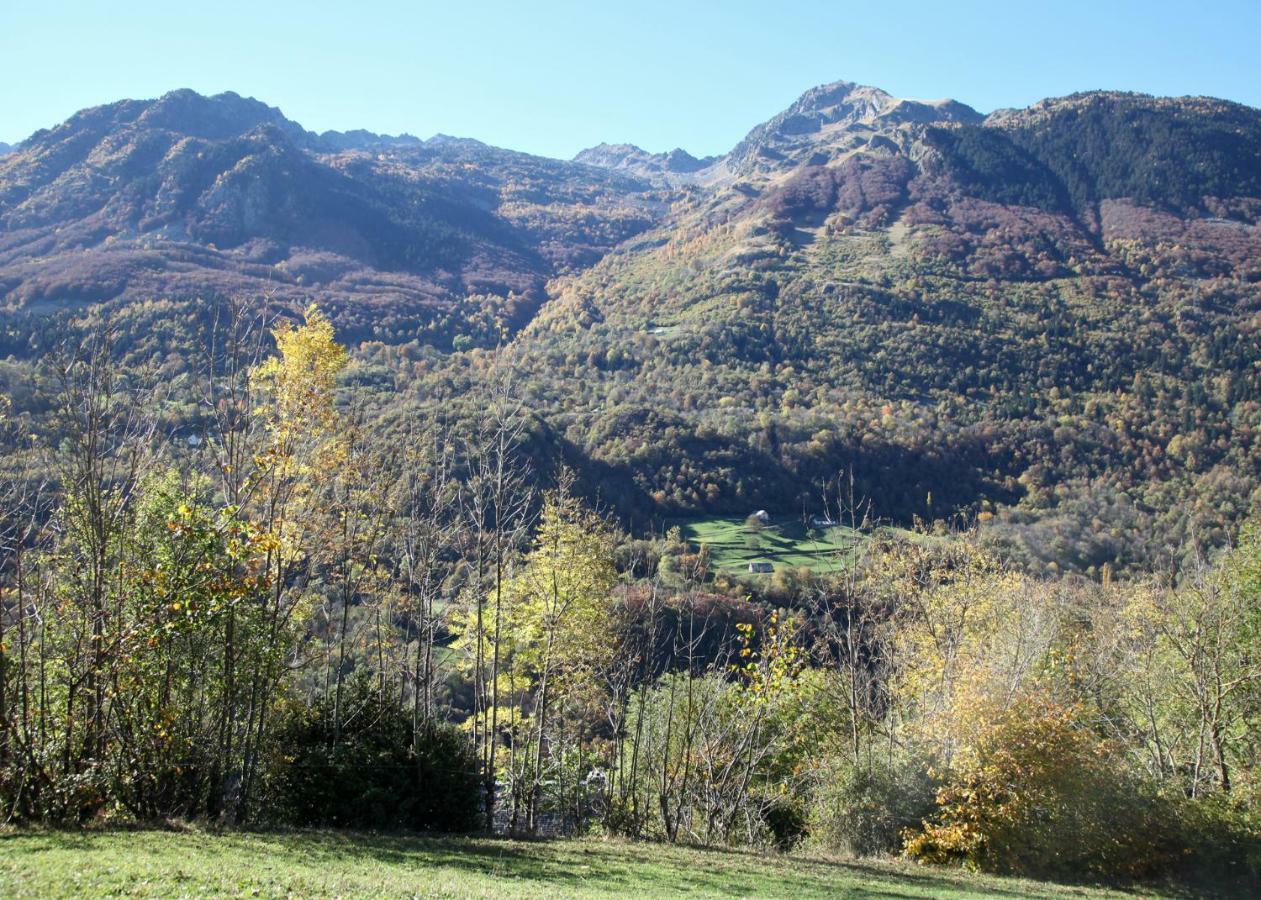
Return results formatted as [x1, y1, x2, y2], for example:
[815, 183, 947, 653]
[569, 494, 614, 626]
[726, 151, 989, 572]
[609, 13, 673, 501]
[0, 828, 1146, 898]
[680, 515, 863, 573]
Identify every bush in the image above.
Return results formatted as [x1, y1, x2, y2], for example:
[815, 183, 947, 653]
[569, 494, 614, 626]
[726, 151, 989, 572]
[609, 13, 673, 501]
[268, 675, 481, 832]
[903, 695, 1181, 878]
[763, 797, 809, 850]
[1178, 791, 1261, 890]
[808, 756, 937, 856]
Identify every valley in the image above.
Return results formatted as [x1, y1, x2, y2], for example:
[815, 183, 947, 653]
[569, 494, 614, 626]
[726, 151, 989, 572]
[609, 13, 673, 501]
[1, 72, 1259, 892]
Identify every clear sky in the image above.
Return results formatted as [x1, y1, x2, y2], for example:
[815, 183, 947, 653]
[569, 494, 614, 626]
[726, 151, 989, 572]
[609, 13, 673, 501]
[3, 0, 1260, 159]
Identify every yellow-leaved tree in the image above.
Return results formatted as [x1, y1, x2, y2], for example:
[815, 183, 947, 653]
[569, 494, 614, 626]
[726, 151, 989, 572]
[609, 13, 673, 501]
[880, 536, 1054, 758]
[248, 303, 348, 562]
[902, 692, 1179, 877]
[494, 478, 617, 832]
[233, 304, 348, 813]
[252, 303, 347, 461]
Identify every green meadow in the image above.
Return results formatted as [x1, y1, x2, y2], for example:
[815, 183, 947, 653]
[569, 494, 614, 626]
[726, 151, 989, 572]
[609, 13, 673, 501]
[678, 515, 864, 574]
[0, 829, 1146, 899]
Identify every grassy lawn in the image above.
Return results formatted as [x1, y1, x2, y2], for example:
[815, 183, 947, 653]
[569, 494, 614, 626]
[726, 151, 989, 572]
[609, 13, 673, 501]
[0, 828, 1149, 899]
[679, 515, 863, 574]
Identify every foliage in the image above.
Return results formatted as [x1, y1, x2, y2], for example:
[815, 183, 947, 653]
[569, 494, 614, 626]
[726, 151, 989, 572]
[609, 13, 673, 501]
[903, 694, 1180, 878]
[1177, 790, 1261, 886]
[808, 756, 938, 857]
[267, 674, 481, 832]
[108, 471, 269, 819]
[252, 304, 348, 440]
[0, 308, 356, 825]
[2, 289, 1260, 888]
[606, 612, 817, 848]
[501, 484, 619, 703]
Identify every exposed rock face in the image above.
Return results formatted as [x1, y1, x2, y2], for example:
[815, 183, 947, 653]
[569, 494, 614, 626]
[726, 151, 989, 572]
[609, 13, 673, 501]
[722, 80, 981, 176]
[574, 143, 717, 183]
[572, 81, 984, 186]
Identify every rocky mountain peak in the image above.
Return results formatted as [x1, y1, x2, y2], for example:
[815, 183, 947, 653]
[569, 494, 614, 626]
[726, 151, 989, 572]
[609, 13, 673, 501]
[133, 89, 307, 142]
[574, 142, 716, 183]
[724, 79, 981, 176]
[314, 128, 425, 152]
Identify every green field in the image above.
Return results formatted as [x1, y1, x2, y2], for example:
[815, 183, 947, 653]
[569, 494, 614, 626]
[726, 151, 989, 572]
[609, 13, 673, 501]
[0, 829, 1145, 898]
[679, 515, 864, 574]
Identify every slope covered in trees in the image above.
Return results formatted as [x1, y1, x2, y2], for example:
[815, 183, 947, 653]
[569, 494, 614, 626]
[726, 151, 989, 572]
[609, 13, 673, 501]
[1, 81, 1257, 578]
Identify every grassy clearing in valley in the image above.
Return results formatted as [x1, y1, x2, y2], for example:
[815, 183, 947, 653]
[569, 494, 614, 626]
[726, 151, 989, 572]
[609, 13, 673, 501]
[679, 515, 863, 573]
[0, 828, 1148, 899]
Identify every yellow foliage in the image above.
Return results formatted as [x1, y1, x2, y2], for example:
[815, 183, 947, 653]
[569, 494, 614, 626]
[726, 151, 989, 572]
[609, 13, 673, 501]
[903, 693, 1178, 877]
[455, 484, 618, 707]
[252, 304, 348, 443]
[247, 304, 349, 562]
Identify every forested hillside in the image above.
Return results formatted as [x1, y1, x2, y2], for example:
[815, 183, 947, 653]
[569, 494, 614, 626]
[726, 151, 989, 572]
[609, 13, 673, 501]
[1, 79, 1260, 885]
[1, 81, 1257, 576]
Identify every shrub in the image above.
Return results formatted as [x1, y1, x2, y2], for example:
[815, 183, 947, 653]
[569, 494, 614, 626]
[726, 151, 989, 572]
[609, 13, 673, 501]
[763, 797, 809, 850]
[268, 675, 481, 832]
[1178, 791, 1261, 890]
[808, 756, 937, 857]
[903, 694, 1181, 878]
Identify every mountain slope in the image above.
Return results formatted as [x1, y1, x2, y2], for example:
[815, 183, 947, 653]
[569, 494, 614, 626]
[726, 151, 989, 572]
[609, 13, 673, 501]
[931, 92, 1261, 220]
[498, 83, 1261, 569]
[721, 80, 981, 177]
[573, 143, 717, 183]
[1, 80, 1259, 573]
[0, 90, 665, 342]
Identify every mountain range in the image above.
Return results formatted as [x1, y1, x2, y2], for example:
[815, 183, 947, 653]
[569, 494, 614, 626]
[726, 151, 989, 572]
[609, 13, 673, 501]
[3, 81, 1259, 320]
[1, 79, 1258, 572]
[0, 90, 667, 333]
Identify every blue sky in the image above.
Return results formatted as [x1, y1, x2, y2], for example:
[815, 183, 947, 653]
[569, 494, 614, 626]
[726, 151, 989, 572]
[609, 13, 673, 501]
[3, 0, 1260, 158]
